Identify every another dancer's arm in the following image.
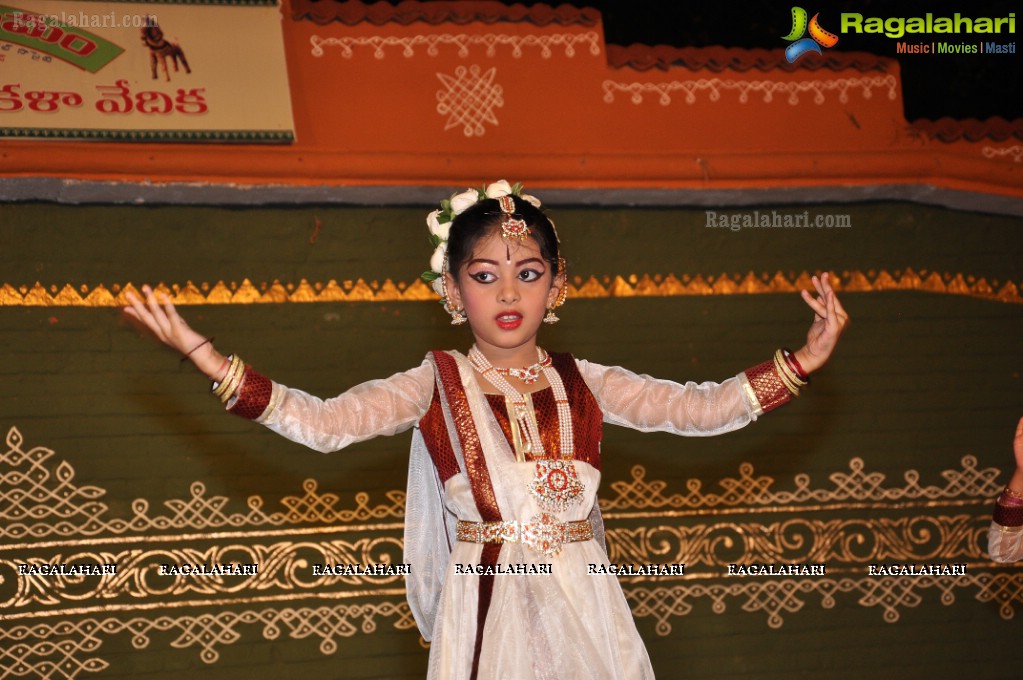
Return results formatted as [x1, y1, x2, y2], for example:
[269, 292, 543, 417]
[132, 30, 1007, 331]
[988, 416, 1023, 562]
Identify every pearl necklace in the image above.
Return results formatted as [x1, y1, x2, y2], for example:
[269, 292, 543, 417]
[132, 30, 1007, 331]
[468, 345, 584, 511]
[488, 349, 552, 385]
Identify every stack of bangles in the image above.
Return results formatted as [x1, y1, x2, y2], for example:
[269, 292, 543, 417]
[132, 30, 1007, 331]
[995, 485, 1023, 527]
[212, 354, 245, 403]
[774, 348, 809, 396]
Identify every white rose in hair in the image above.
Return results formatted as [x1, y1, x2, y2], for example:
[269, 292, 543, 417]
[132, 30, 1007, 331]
[431, 278, 445, 297]
[450, 189, 480, 215]
[485, 180, 513, 198]
[429, 243, 447, 274]
[521, 193, 542, 208]
[426, 210, 450, 240]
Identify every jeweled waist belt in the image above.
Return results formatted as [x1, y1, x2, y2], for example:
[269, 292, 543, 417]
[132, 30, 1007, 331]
[455, 513, 593, 557]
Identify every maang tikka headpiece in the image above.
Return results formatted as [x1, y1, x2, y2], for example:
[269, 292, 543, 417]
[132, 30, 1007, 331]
[496, 194, 530, 241]
[421, 180, 565, 325]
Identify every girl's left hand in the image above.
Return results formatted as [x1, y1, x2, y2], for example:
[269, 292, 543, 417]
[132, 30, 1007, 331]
[794, 272, 849, 374]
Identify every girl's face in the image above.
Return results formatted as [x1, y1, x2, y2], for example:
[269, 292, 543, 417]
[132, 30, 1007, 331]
[445, 232, 564, 362]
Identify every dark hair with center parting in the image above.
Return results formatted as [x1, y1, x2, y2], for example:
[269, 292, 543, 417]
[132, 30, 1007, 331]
[446, 195, 561, 279]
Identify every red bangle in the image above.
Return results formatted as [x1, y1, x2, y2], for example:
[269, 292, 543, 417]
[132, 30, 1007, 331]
[782, 347, 809, 381]
[181, 336, 214, 364]
[211, 356, 230, 382]
[999, 488, 1023, 507]
[1003, 485, 1023, 502]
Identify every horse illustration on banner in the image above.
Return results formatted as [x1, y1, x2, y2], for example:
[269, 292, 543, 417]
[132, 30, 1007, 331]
[141, 18, 191, 82]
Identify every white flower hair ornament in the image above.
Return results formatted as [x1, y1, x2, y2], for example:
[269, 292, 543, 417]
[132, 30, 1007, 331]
[421, 180, 543, 325]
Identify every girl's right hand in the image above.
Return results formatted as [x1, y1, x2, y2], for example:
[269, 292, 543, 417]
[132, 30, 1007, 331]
[124, 285, 225, 379]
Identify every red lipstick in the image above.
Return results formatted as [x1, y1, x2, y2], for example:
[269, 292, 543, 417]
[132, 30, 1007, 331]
[495, 312, 523, 330]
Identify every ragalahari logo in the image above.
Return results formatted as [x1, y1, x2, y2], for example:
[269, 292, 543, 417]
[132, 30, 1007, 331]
[782, 7, 839, 63]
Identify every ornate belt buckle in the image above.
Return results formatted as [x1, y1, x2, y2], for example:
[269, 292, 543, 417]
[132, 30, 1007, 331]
[522, 513, 566, 557]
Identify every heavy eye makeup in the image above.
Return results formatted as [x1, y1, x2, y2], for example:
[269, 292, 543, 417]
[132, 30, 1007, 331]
[517, 267, 545, 282]
[467, 269, 497, 283]
[466, 265, 546, 284]
[465, 257, 547, 284]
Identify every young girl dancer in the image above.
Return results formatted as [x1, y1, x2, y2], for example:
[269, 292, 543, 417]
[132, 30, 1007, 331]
[125, 181, 848, 679]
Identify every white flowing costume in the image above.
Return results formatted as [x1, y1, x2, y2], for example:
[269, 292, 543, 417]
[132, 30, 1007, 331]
[253, 350, 764, 679]
[988, 521, 1023, 562]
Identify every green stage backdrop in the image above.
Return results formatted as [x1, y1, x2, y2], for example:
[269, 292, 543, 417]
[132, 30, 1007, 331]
[1, 200, 1021, 679]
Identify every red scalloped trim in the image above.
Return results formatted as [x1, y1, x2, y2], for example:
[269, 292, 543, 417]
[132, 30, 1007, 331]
[744, 359, 792, 414]
[291, 0, 600, 27]
[606, 44, 893, 73]
[227, 366, 273, 421]
[909, 117, 1023, 143]
[993, 502, 1023, 527]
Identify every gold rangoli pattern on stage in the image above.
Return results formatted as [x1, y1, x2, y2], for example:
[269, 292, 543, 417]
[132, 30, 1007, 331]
[1, 426, 1020, 678]
[1, 268, 1021, 306]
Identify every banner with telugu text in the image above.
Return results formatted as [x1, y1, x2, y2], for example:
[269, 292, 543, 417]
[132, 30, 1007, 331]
[0, 0, 293, 142]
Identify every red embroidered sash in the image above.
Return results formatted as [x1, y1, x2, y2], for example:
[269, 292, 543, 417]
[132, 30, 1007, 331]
[421, 351, 501, 679]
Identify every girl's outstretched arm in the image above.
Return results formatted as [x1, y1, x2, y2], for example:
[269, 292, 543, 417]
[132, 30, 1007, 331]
[123, 285, 227, 380]
[580, 273, 849, 436]
[123, 284, 432, 452]
[793, 272, 849, 374]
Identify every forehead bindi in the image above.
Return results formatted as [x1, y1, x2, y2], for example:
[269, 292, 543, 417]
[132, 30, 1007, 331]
[469, 233, 543, 265]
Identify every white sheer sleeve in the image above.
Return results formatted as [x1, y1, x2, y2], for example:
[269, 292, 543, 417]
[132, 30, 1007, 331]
[576, 359, 758, 436]
[257, 360, 434, 453]
[988, 522, 1023, 563]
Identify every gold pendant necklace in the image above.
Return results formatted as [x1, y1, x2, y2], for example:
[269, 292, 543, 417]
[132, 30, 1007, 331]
[469, 346, 585, 511]
[491, 349, 551, 385]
